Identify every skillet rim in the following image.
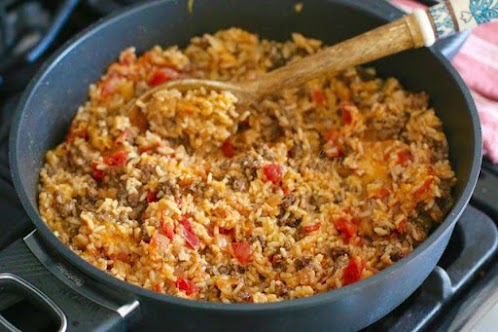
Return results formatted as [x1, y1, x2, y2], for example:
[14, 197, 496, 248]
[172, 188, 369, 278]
[9, 0, 482, 312]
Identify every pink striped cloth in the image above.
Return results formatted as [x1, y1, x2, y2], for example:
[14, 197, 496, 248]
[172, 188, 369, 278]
[392, 0, 498, 162]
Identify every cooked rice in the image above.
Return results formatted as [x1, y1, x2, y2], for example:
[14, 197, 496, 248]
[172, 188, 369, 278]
[38, 28, 456, 303]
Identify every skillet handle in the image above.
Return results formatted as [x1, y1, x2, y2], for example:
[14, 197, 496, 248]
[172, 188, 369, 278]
[0, 232, 141, 332]
[0, 177, 33, 251]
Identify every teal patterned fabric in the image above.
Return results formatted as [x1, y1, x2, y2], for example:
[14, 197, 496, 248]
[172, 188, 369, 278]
[429, 3, 457, 38]
[468, 0, 498, 24]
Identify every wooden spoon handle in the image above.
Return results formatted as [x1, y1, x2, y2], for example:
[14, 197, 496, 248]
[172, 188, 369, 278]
[414, 0, 498, 46]
[243, 0, 498, 99]
[241, 15, 425, 99]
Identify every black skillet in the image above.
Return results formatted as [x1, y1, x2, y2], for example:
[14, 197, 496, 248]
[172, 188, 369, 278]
[0, 0, 481, 331]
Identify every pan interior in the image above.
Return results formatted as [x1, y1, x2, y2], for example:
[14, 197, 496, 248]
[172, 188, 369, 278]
[12, 0, 478, 269]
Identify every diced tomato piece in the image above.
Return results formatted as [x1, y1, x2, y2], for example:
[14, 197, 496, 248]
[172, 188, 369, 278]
[147, 191, 158, 203]
[313, 90, 324, 106]
[342, 257, 365, 286]
[139, 146, 153, 154]
[148, 67, 181, 86]
[282, 185, 291, 196]
[90, 161, 104, 182]
[323, 129, 343, 158]
[181, 216, 199, 249]
[341, 104, 353, 125]
[303, 222, 321, 233]
[103, 150, 128, 167]
[176, 276, 198, 295]
[221, 139, 235, 158]
[263, 164, 283, 184]
[396, 218, 408, 234]
[232, 242, 252, 265]
[161, 221, 175, 240]
[219, 228, 234, 236]
[414, 177, 434, 198]
[335, 218, 358, 243]
[374, 187, 391, 199]
[397, 150, 413, 165]
[324, 129, 340, 142]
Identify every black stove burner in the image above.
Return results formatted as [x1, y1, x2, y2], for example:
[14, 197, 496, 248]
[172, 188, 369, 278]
[0, 95, 18, 142]
[0, 95, 19, 183]
[0, 0, 78, 95]
[0, 1, 49, 63]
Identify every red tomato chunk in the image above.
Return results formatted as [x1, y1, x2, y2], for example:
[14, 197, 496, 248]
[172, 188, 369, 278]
[232, 242, 252, 264]
[103, 150, 128, 167]
[323, 129, 344, 158]
[324, 129, 340, 142]
[147, 191, 158, 203]
[148, 67, 181, 86]
[396, 218, 408, 235]
[181, 216, 199, 249]
[374, 187, 391, 199]
[161, 221, 175, 240]
[303, 223, 321, 233]
[263, 164, 283, 184]
[90, 161, 104, 182]
[342, 257, 365, 286]
[176, 276, 198, 295]
[282, 185, 291, 196]
[221, 139, 235, 158]
[341, 104, 353, 125]
[397, 150, 413, 165]
[414, 177, 434, 198]
[335, 218, 358, 243]
[313, 90, 324, 106]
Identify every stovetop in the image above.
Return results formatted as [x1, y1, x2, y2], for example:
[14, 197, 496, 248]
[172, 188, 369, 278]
[1, 1, 498, 331]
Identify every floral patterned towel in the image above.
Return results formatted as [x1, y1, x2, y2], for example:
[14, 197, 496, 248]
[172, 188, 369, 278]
[392, 0, 498, 163]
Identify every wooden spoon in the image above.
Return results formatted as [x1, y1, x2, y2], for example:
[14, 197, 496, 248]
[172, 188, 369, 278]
[129, 0, 497, 111]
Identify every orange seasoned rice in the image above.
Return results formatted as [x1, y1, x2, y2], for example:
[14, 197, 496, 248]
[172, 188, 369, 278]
[38, 28, 456, 303]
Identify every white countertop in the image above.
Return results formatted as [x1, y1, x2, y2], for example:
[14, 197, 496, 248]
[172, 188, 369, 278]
[473, 301, 498, 331]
